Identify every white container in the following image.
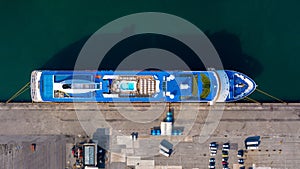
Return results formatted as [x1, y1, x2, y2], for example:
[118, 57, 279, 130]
[165, 122, 173, 136]
[160, 122, 166, 135]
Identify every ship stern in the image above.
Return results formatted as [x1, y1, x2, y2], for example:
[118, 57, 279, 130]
[31, 70, 43, 102]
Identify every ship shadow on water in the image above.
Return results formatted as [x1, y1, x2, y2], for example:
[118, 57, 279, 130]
[40, 35, 91, 70]
[41, 30, 263, 103]
[206, 30, 263, 79]
[43, 30, 263, 80]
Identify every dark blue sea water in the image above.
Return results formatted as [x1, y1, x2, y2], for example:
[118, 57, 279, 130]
[1, 0, 299, 102]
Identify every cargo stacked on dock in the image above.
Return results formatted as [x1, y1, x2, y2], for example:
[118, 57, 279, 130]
[150, 110, 183, 136]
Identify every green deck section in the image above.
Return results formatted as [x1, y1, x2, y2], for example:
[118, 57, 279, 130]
[200, 74, 210, 99]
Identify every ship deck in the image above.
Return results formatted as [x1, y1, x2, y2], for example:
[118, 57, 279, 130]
[34, 70, 220, 102]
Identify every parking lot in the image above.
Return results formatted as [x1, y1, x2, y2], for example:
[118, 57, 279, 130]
[105, 103, 300, 169]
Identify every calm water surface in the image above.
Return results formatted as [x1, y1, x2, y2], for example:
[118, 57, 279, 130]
[0, 0, 299, 102]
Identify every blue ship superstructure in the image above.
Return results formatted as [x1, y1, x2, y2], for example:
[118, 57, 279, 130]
[30, 70, 256, 102]
[224, 70, 257, 101]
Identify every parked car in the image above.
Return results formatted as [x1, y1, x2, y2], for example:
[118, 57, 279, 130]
[209, 158, 215, 162]
[222, 143, 230, 151]
[222, 164, 229, 169]
[222, 150, 229, 158]
[222, 161, 228, 165]
[209, 142, 217, 147]
[210, 142, 218, 150]
[237, 149, 244, 157]
[208, 162, 215, 168]
[210, 150, 217, 156]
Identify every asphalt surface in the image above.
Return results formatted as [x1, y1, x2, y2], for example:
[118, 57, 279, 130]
[0, 135, 67, 169]
[0, 103, 299, 169]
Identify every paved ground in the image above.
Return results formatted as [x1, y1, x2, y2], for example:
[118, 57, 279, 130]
[0, 103, 299, 169]
[0, 135, 67, 169]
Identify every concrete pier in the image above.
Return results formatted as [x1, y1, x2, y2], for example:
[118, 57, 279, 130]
[0, 102, 299, 169]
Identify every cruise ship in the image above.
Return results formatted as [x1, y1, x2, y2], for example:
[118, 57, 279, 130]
[30, 70, 256, 103]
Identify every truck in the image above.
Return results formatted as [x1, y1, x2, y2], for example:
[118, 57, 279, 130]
[245, 136, 261, 149]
